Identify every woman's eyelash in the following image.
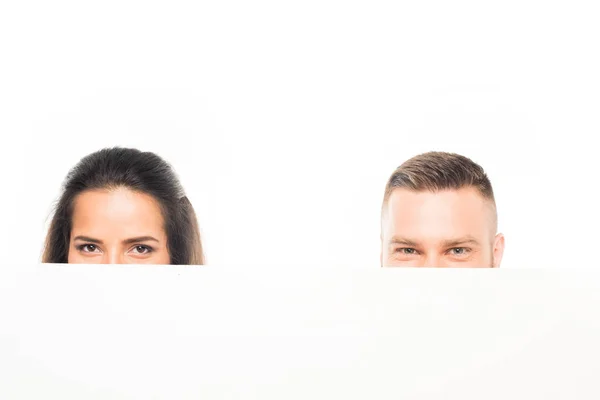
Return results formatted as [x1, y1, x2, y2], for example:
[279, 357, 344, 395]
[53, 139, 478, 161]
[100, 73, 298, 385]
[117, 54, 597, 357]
[132, 245, 154, 254]
[77, 244, 99, 252]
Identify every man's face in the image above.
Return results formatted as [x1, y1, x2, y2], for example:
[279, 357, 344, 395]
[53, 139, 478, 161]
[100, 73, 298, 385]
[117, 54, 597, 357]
[381, 187, 504, 268]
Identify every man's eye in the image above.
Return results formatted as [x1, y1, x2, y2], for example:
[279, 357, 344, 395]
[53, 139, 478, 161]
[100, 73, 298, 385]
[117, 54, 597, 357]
[450, 247, 469, 255]
[397, 248, 417, 255]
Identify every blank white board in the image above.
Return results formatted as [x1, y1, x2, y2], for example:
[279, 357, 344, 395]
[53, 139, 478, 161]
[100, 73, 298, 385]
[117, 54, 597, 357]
[1, 264, 599, 399]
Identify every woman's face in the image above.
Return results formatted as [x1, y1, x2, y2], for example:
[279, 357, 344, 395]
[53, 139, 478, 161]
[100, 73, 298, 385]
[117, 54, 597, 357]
[67, 188, 171, 264]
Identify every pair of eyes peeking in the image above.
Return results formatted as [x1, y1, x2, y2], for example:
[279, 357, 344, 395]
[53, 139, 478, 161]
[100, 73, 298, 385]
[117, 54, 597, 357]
[393, 247, 471, 257]
[79, 245, 471, 256]
[76, 244, 155, 256]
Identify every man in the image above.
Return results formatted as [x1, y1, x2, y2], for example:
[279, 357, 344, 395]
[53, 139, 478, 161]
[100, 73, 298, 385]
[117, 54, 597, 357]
[381, 151, 505, 268]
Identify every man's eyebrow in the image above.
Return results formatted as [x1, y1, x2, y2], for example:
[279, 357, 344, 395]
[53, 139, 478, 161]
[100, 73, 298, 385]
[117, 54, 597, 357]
[72, 236, 103, 244]
[122, 236, 160, 245]
[442, 236, 481, 247]
[389, 237, 419, 246]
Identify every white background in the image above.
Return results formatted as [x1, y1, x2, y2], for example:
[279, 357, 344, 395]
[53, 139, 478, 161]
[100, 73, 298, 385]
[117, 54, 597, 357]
[1, 0, 598, 268]
[1, 3, 599, 397]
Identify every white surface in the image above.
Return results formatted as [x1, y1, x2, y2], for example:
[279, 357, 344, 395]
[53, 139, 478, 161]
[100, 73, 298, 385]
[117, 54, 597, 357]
[0, 0, 598, 268]
[1, 264, 599, 399]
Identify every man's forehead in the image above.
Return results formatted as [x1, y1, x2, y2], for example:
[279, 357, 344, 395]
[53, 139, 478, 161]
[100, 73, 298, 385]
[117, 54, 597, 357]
[382, 187, 497, 238]
[385, 187, 494, 214]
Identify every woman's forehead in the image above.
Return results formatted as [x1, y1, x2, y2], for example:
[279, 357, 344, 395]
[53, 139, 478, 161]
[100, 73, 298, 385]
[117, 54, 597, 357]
[71, 188, 166, 237]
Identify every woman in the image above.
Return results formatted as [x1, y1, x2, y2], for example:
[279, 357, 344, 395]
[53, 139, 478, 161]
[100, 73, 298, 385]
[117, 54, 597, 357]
[42, 147, 204, 264]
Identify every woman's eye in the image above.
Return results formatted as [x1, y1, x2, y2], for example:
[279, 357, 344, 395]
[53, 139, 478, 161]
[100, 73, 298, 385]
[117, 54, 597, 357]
[79, 244, 99, 253]
[131, 245, 153, 255]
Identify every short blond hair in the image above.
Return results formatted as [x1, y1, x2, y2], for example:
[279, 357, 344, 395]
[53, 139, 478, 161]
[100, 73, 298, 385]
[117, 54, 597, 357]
[383, 151, 495, 207]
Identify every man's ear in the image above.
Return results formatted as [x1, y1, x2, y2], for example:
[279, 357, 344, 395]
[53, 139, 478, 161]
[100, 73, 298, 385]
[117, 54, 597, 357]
[492, 233, 505, 268]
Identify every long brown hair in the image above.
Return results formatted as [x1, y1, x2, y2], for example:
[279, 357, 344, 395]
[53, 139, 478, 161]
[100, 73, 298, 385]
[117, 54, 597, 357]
[42, 147, 205, 264]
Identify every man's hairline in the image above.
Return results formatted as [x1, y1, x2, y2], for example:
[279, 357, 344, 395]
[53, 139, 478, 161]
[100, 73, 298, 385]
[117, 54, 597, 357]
[380, 186, 498, 233]
[383, 184, 496, 207]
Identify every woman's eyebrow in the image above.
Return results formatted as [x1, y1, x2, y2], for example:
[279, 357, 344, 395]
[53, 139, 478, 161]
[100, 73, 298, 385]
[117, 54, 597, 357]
[72, 236, 103, 244]
[122, 236, 160, 245]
